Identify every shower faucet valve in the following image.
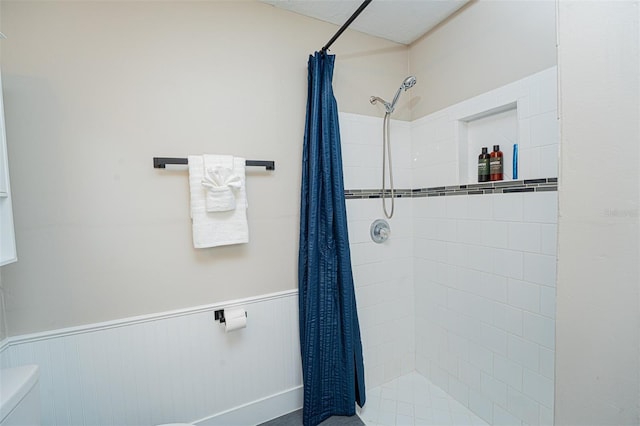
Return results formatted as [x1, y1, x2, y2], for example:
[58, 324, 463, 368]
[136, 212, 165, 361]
[370, 219, 390, 244]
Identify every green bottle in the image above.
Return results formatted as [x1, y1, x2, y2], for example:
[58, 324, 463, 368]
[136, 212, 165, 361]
[478, 147, 490, 182]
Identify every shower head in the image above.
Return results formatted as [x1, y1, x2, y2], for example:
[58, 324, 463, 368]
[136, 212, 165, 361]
[402, 75, 417, 91]
[388, 75, 417, 113]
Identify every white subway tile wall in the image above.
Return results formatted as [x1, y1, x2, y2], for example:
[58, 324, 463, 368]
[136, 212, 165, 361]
[347, 198, 416, 390]
[341, 110, 416, 392]
[340, 112, 413, 191]
[414, 192, 557, 426]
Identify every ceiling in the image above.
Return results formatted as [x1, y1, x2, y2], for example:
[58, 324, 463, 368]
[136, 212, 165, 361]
[260, 0, 469, 46]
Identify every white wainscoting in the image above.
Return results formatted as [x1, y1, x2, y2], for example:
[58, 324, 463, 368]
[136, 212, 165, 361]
[0, 290, 301, 426]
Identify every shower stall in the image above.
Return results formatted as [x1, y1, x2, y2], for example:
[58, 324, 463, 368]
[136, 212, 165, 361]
[341, 66, 559, 425]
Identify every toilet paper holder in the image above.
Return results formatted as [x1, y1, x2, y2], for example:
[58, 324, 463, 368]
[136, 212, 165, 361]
[214, 308, 247, 324]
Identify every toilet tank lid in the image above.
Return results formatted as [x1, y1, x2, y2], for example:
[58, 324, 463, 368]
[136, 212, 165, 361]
[0, 365, 39, 422]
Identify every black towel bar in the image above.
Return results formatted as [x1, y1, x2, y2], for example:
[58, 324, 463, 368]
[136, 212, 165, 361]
[153, 157, 275, 170]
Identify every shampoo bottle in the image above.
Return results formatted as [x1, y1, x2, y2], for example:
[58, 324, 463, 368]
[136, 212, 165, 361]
[490, 145, 503, 181]
[512, 143, 518, 180]
[478, 147, 490, 182]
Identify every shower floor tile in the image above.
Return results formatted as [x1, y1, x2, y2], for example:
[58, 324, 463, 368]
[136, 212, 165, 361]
[358, 372, 488, 426]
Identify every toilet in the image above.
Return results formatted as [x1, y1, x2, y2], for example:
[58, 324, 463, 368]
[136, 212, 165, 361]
[0, 364, 40, 426]
[0, 365, 194, 426]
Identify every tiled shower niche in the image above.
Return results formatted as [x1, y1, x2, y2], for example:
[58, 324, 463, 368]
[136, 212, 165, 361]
[458, 103, 518, 184]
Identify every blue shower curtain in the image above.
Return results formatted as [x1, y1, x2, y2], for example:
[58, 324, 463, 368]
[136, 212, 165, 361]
[298, 51, 366, 426]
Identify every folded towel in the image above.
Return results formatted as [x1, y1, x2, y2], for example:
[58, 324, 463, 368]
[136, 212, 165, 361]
[202, 165, 242, 212]
[188, 155, 248, 248]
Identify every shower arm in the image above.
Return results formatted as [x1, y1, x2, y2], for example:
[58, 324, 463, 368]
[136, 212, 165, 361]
[370, 96, 393, 114]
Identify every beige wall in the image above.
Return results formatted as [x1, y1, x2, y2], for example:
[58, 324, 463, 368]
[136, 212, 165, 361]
[0, 3, 7, 342]
[408, 0, 557, 119]
[555, 1, 640, 424]
[0, 277, 6, 341]
[0, 0, 408, 335]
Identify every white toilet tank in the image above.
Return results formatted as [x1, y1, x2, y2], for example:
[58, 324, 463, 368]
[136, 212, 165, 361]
[0, 365, 40, 426]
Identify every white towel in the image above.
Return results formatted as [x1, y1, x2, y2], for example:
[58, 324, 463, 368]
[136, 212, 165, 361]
[202, 165, 242, 212]
[188, 155, 248, 248]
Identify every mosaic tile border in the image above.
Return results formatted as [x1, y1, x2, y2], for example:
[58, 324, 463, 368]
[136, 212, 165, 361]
[344, 178, 557, 199]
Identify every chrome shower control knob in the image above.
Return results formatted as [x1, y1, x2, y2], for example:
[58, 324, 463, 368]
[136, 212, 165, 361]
[370, 219, 390, 244]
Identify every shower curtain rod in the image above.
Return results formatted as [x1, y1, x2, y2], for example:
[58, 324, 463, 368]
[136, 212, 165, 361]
[321, 0, 372, 53]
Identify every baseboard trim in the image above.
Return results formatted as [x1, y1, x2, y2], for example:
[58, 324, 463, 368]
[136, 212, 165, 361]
[192, 385, 303, 426]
